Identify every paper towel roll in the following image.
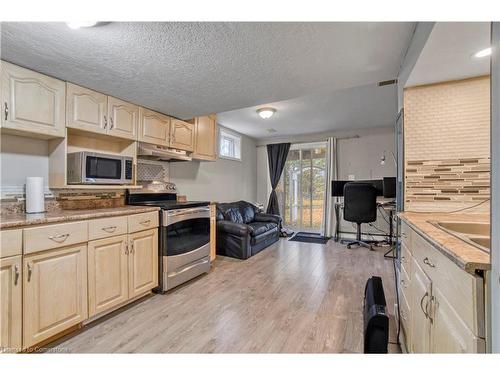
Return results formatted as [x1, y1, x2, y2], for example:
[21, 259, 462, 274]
[26, 177, 45, 213]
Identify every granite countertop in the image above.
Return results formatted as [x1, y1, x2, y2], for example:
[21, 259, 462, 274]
[399, 211, 490, 274]
[0, 206, 160, 229]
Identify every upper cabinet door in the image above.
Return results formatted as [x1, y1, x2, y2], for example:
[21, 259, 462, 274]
[193, 114, 217, 161]
[170, 119, 195, 152]
[107, 96, 138, 140]
[138, 107, 170, 146]
[1, 61, 65, 138]
[66, 83, 107, 135]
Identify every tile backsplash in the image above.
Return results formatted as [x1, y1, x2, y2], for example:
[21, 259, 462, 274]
[404, 76, 490, 212]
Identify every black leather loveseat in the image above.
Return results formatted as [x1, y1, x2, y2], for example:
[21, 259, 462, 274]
[216, 201, 281, 260]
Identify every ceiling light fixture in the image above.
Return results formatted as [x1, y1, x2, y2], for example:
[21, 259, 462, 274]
[66, 22, 98, 30]
[474, 47, 492, 58]
[257, 107, 276, 119]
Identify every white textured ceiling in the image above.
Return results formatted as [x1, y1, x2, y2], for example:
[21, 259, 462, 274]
[218, 82, 397, 139]
[406, 22, 491, 87]
[1, 22, 414, 121]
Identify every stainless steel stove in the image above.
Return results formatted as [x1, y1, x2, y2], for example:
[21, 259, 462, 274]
[126, 189, 211, 292]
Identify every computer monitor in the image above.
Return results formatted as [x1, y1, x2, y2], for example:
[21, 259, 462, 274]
[358, 179, 384, 196]
[383, 177, 396, 198]
[332, 180, 349, 197]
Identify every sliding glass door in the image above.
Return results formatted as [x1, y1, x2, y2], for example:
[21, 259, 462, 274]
[276, 142, 327, 234]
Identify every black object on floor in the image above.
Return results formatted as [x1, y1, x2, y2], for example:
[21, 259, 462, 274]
[363, 276, 389, 353]
[289, 232, 330, 244]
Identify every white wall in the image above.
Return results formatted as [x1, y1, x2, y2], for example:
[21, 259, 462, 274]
[0, 134, 50, 197]
[169, 126, 257, 203]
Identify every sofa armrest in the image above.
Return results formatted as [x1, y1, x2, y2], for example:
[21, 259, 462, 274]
[217, 220, 252, 236]
[254, 213, 282, 225]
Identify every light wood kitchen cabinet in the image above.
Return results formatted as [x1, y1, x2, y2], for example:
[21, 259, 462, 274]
[192, 114, 217, 161]
[138, 107, 170, 146]
[409, 258, 431, 353]
[66, 82, 108, 135]
[170, 118, 195, 151]
[87, 235, 129, 317]
[23, 244, 88, 348]
[0, 255, 22, 353]
[430, 287, 485, 353]
[107, 96, 139, 140]
[0, 228, 22, 259]
[400, 218, 486, 353]
[128, 229, 158, 298]
[1, 61, 66, 138]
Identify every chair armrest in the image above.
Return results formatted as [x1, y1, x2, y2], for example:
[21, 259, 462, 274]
[254, 213, 282, 224]
[217, 220, 252, 236]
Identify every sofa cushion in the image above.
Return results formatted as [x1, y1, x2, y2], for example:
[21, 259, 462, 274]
[223, 207, 244, 224]
[241, 205, 256, 224]
[247, 221, 277, 236]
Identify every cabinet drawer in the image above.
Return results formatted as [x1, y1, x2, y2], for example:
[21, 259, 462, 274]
[89, 216, 128, 240]
[400, 220, 412, 248]
[411, 229, 484, 337]
[128, 212, 158, 233]
[0, 229, 22, 258]
[24, 221, 88, 254]
[400, 287, 412, 350]
[400, 242, 412, 279]
[400, 264, 411, 303]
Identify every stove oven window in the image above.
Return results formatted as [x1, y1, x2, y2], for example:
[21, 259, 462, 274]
[164, 217, 210, 256]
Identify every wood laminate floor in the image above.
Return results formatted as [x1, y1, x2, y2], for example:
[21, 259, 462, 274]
[51, 239, 401, 353]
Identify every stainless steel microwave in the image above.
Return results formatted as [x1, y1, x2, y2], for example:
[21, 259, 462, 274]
[67, 151, 133, 185]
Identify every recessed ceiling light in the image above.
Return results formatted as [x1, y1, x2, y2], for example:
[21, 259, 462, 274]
[474, 47, 492, 58]
[66, 22, 98, 30]
[257, 107, 276, 119]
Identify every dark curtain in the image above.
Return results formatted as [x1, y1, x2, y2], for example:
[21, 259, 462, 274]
[266, 143, 291, 215]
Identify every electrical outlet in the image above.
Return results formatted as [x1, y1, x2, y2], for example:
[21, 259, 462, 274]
[348, 174, 355, 181]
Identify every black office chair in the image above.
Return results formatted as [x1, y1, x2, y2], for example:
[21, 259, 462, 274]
[341, 182, 378, 250]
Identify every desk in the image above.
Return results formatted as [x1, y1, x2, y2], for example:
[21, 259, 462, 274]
[333, 200, 396, 244]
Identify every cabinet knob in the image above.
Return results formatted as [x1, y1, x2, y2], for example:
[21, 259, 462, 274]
[4, 102, 8, 121]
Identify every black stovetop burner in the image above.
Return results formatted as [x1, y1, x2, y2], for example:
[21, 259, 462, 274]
[125, 191, 209, 210]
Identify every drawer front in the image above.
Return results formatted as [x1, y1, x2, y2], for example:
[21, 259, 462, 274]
[411, 229, 484, 337]
[24, 221, 88, 254]
[400, 287, 412, 350]
[400, 264, 412, 303]
[128, 211, 159, 233]
[400, 219, 412, 248]
[400, 242, 412, 279]
[89, 216, 128, 241]
[0, 229, 23, 258]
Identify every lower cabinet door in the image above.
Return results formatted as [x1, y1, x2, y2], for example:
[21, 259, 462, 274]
[23, 245, 88, 348]
[88, 235, 129, 317]
[128, 229, 158, 298]
[0, 255, 22, 352]
[410, 259, 432, 353]
[430, 287, 485, 353]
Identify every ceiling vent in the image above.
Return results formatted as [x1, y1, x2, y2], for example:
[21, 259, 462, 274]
[378, 79, 398, 87]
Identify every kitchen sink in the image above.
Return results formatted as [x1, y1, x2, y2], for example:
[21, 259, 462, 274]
[429, 221, 490, 253]
[434, 221, 490, 237]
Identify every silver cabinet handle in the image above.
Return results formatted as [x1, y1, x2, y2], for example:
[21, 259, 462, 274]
[401, 232, 408, 238]
[139, 220, 151, 226]
[104, 115, 108, 129]
[101, 225, 117, 233]
[420, 292, 429, 319]
[27, 263, 33, 282]
[14, 265, 20, 285]
[4, 102, 8, 120]
[125, 243, 129, 255]
[129, 241, 134, 254]
[401, 279, 408, 288]
[401, 311, 407, 321]
[423, 257, 435, 268]
[48, 233, 70, 243]
[110, 117, 114, 129]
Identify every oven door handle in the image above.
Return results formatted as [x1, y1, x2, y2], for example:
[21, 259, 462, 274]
[164, 206, 211, 226]
[167, 207, 210, 216]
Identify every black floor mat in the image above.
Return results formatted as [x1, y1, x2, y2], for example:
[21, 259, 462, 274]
[288, 232, 330, 244]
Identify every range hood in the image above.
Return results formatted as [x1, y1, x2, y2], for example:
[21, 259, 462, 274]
[137, 142, 192, 162]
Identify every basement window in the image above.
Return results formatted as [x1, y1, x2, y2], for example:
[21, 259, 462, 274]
[219, 129, 241, 161]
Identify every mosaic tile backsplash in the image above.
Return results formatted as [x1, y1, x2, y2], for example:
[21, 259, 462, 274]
[405, 157, 490, 211]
